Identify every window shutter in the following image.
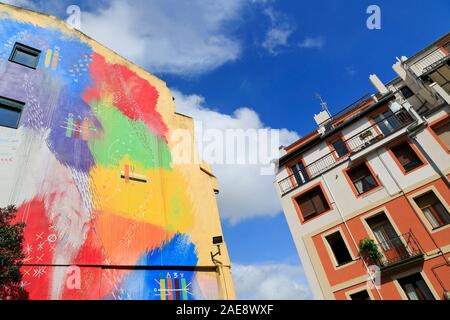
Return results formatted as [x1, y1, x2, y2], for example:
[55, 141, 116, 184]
[434, 120, 450, 150]
[311, 191, 327, 213]
[298, 198, 316, 218]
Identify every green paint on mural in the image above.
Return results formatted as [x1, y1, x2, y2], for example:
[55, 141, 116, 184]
[88, 99, 172, 169]
[170, 194, 182, 218]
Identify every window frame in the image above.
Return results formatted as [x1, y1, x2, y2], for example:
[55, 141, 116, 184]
[292, 183, 332, 224]
[387, 139, 427, 175]
[407, 186, 450, 234]
[397, 273, 436, 300]
[327, 133, 351, 160]
[428, 114, 450, 154]
[414, 191, 450, 230]
[343, 160, 381, 198]
[9, 42, 41, 69]
[399, 86, 414, 99]
[0, 96, 25, 129]
[349, 290, 371, 300]
[324, 231, 354, 267]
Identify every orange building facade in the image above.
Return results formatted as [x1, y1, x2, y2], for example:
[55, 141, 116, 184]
[275, 33, 450, 300]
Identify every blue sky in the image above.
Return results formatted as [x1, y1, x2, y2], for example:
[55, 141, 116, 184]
[5, 0, 449, 299]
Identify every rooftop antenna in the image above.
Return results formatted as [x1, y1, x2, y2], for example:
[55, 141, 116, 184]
[315, 93, 330, 115]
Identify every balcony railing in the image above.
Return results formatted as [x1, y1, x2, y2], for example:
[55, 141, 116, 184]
[409, 44, 449, 77]
[278, 108, 414, 195]
[367, 232, 424, 271]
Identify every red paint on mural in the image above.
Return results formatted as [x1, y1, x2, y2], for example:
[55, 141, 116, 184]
[83, 53, 168, 140]
[16, 198, 54, 300]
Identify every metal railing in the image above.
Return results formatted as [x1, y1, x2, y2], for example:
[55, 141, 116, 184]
[409, 44, 449, 77]
[278, 108, 414, 195]
[370, 232, 424, 270]
[317, 93, 374, 127]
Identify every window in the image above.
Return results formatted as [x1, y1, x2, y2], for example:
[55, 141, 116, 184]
[426, 63, 450, 94]
[331, 138, 349, 158]
[290, 161, 310, 186]
[325, 232, 352, 266]
[373, 110, 401, 136]
[9, 43, 41, 69]
[400, 86, 414, 99]
[349, 290, 371, 300]
[0, 97, 25, 129]
[295, 186, 330, 221]
[346, 163, 379, 196]
[390, 142, 423, 172]
[398, 273, 435, 300]
[414, 192, 450, 229]
[431, 118, 450, 152]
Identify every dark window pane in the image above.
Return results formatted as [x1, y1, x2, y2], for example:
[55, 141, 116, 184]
[398, 273, 435, 300]
[348, 163, 378, 195]
[326, 232, 352, 265]
[0, 103, 23, 129]
[10, 43, 40, 69]
[332, 139, 349, 158]
[391, 142, 423, 172]
[415, 192, 450, 228]
[350, 290, 370, 300]
[13, 49, 38, 67]
[400, 86, 414, 99]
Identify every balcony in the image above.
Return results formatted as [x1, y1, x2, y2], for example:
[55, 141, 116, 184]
[278, 108, 415, 195]
[409, 44, 449, 77]
[361, 232, 424, 273]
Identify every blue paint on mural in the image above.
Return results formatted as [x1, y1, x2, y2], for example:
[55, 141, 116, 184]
[108, 234, 200, 300]
[0, 17, 98, 172]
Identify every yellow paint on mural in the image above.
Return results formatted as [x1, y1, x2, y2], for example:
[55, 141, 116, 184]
[89, 156, 195, 234]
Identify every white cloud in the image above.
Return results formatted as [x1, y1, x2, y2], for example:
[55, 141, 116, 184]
[232, 263, 312, 300]
[77, 0, 245, 75]
[261, 7, 295, 55]
[298, 37, 324, 49]
[172, 90, 299, 224]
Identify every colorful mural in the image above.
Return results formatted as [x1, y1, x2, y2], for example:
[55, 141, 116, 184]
[0, 7, 231, 300]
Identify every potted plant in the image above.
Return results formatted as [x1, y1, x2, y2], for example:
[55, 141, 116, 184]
[358, 237, 383, 265]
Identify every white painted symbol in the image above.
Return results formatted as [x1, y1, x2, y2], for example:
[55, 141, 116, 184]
[47, 234, 57, 243]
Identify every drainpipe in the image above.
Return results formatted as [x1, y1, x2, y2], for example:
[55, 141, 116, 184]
[321, 175, 384, 300]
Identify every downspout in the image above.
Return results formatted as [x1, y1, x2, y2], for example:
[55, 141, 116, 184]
[321, 175, 384, 300]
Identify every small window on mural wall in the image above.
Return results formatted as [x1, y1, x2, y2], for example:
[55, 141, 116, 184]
[0, 97, 25, 129]
[9, 42, 41, 69]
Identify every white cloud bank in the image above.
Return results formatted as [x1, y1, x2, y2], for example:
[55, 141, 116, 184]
[172, 90, 299, 224]
[233, 263, 311, 300]
[80, 0, 245, 75]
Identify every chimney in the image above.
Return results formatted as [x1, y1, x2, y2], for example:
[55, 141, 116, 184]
[369, 74, 389, 94]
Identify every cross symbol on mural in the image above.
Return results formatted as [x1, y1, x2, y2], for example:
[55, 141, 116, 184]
[23, 268, 31, 277]
[32, 266, 46, 279]
[24, 243, 33, 255]
[120, 164, 148, 183]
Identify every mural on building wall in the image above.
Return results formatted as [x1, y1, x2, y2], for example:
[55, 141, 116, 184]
[0, 13, 219, 300]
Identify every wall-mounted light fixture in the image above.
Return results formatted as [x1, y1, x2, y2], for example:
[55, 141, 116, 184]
[210, 236, 223, 263]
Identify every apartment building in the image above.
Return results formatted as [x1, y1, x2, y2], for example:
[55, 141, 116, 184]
[275, 32, 450, 300]
[0, 4, 235, 300]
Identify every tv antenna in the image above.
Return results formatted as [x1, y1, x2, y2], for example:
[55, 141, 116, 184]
[315, 93, 330, 115]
